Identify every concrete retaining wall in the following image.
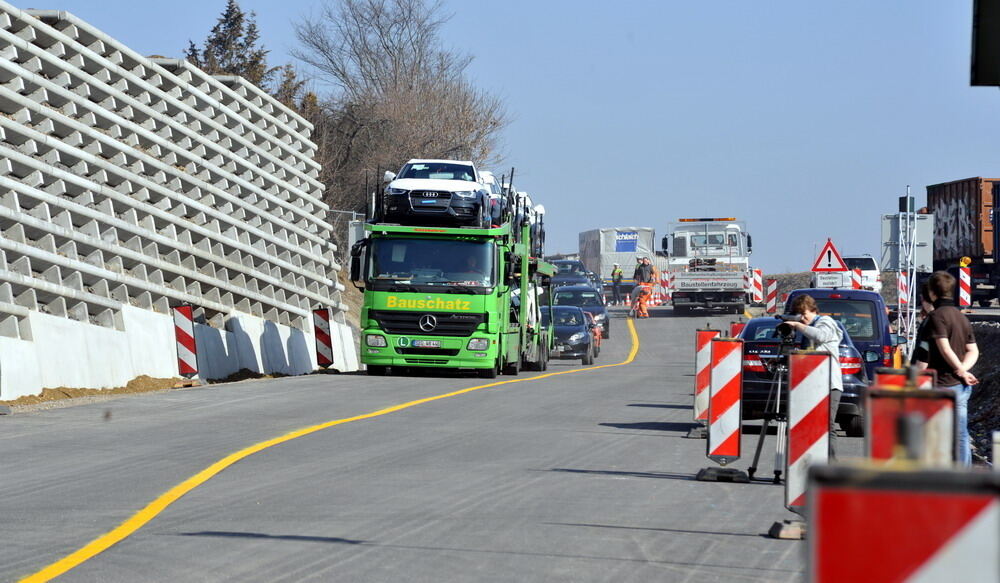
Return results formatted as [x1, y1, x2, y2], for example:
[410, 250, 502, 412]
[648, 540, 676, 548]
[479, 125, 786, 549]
[0, 2, 357, 399]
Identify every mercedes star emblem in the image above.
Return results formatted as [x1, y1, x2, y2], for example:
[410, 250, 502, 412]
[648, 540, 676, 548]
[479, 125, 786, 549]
[418, 314, 438, 332]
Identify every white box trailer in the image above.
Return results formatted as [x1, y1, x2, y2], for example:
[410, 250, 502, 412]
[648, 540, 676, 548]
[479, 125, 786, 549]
[579, 227, 665, 292]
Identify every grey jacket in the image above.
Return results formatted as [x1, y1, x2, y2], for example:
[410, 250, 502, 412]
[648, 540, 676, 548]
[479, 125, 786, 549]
[799, 315, 843, 391]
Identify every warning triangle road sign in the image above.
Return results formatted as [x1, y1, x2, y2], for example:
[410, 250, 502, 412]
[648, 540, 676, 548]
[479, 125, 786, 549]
[811, 239, 848, 272]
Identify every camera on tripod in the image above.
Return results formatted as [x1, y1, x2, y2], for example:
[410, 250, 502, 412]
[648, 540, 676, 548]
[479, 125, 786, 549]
[765, 315, 801, 371]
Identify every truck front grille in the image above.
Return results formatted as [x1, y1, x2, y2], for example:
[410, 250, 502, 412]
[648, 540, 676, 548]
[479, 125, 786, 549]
[370, 310, 485, 337]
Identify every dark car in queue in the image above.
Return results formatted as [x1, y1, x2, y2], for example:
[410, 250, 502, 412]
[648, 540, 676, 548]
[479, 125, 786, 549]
[541, 306, 595, 365]
[551, 260, 593, 288]
[552, 284, 611, 338]
[738, 316, 869, 436]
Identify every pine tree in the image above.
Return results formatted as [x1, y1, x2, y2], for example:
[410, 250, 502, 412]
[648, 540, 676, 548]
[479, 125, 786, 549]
[184, 0, 277, 88]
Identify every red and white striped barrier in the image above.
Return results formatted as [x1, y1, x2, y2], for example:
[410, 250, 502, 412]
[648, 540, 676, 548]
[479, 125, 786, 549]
[707, 337, 743, 465]
[898, 270, 909, 308]
[959, 267, 972, 307]
[729, 320, 745, 337]
[313, 308, 335, 368]
[661, 273, 672, 302]
[786, 350, 832, 512]
[172, 304, 198, 377]
[851, 268, 862, 290]
[810, 466, 1000, 583]
[765, 279, 777, 314]
[873, 368, 935, 389]
[866, 387, 956, 466]
[752, 269, 763, 304]
[694, 328, 721, 422]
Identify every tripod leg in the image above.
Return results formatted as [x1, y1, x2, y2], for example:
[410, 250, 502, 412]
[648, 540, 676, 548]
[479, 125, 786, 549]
[773, 419, 787, 484]
[747, 416, 771, 480]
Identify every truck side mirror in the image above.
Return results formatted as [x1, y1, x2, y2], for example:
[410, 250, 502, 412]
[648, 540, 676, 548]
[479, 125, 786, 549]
[747, 234, 753, 254]
[383, 170, 396, 183]
[661, 236, 669, 254]
[350, 255, 362, 282]
[349, 240, 367, 284]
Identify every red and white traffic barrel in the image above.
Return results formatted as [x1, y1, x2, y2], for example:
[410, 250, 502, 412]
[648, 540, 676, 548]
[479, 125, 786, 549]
[851, 268, 862, 290]
[172, 304, 198, 378]
[765, 279, 777, 314]
[786, 350, 832, 512]
[752, 269, 763, 304]
[694, 328, 721, 422]
[707, 337, 743, 465]
[313, 308, 335, 368]
[959, 267, 972, 307]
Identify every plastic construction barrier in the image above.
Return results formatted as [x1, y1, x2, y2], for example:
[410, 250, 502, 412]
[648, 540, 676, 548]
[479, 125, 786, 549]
[959, 266, 972, 307]
[765, 279, 777, 314]
[873, 368, 935, 389]
[866, 387, 956, 466]
[694, 328, 721, 422]
[851, 268, 862, 289]
[752, 269, 764, 304]
[707, 337, 743, 465]
[785, 350, 832, 512]
[313, 308, 335, 368]
[172, 304, 198, 377]
[809, 465, 1000, 583]
[898, 270, 909, 307]
[729, 321, 745, 337]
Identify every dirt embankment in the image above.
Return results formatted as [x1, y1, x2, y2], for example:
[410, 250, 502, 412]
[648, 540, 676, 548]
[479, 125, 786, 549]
[0, 375, 184, 411]
[971, 322, 1000, 464]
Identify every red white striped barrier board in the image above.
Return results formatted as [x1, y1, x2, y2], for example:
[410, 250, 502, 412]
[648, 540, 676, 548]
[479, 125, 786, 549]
[809, 466, 1000, 583]
[873, 368, 935, 389]
[866, 388, 955, 466]
[752, 269, 763, 303]
[707, 337, 743, 465]
[786, 350, 832, 512]
[662, 273, 672, 301]
[694, 328, 721, 422]
[851, 268, 862, 290]
[898, 270, 909, 307]
[959, 267, 972, 307]
[313, 308, 335, 368]
[729, 321, 745, 337]
[765, 279, 777, 314]
[172, 304, 197, 377]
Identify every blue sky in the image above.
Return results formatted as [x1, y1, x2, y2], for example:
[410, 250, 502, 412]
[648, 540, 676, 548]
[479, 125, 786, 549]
[41, 1, 1000, 272]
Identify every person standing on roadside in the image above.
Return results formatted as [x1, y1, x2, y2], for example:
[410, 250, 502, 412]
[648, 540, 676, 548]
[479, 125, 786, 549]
[611, 263, 624, 306]
[915, 271, 979, 466]
[782, 294, 845, 459]
[632, 257, 654, 318]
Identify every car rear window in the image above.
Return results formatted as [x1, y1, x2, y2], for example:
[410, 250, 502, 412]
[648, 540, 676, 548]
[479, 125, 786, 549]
[844, 257, 877, 271]
[814, 299, 878, 341]
[554, 290, 603, 307]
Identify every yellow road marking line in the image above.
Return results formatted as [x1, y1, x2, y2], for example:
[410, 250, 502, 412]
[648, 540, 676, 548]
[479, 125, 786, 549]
[743, 310, 753, 320]
[21, 320, 640, 582]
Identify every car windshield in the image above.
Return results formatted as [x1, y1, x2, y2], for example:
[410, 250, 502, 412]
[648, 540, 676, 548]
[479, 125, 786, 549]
[554, 290, 603, 307]
[399, 162, 476, 182]
[556, 262, 587, 276]
[844, 257, 877, 271]
[543, 307, 583, 326]
[814, 299, 878, 341]
[368, 239, 494, 287]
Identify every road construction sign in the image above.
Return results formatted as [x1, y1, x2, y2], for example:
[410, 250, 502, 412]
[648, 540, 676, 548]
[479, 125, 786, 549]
[811, 239, 848, 272]
[809, 466, 1000, 583]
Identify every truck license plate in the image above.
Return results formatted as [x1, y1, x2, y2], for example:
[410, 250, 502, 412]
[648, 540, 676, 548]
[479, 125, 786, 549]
[412, 340, 441, 348]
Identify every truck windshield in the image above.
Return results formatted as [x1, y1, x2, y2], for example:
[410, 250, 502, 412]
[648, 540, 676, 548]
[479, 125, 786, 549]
[398, 162, 476, 182]
[369, 239, 494, 287]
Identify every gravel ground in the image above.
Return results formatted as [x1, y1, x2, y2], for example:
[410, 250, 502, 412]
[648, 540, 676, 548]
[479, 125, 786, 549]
[971, 321, 1000, 464]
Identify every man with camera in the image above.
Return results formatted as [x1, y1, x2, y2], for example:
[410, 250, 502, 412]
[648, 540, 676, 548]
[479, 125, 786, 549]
[780, 294, 844, 458]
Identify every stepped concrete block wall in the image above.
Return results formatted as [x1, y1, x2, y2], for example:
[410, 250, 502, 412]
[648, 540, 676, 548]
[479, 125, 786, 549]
[0, 2, 357, 399]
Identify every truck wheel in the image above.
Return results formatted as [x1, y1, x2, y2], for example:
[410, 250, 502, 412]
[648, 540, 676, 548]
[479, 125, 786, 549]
[979, 298, 992, 308]
[367, 365, 387, 376]
[844, 415, 864, 437]
[503, 358, 520, 376]
[478, 361, 499, 379]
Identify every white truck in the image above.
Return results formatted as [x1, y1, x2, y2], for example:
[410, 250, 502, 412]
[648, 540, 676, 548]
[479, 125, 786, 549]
[579, 227, 665, 296]
[660, 218, 752, 314]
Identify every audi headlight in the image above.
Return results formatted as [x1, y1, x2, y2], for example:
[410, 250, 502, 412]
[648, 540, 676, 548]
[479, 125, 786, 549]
[386, 188, 408, 195]
[467, 338, 489, 351]
[366, 334, 387, 347]
[453, 190, 476, 199]
[568, 332, 586, 343]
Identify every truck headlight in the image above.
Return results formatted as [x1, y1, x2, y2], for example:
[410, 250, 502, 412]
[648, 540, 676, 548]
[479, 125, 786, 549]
[386, 188, 408, 195]
[453, 190, 475, 199]
[568, 332, 586, 343]
[467, 338, 489, 350]
[366, 334, 387, 347]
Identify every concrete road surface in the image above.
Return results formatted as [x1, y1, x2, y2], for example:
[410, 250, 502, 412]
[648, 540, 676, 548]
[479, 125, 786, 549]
[2, 307, 860, 582]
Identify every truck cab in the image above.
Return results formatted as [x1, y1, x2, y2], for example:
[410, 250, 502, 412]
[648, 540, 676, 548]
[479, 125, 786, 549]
[660, 218, 752, 314]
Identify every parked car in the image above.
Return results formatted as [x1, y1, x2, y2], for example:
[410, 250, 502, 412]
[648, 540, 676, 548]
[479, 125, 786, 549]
[552, 284, 611, 338]
[738, 316, 869, 436]
[584, 311, 603, 357]
[552, 260, 593, 288]
[541, 306, 595, 364]
[382, 159, 491, 227]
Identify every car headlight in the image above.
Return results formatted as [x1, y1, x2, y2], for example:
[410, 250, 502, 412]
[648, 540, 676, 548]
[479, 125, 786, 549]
[386, 188, 408, 195]
[453, 190, 476, 199]
[593, 313, 606, 322]
[366, 334, 387, 347]
[568, 332, 586, 343]
[467, 338, 489, 350]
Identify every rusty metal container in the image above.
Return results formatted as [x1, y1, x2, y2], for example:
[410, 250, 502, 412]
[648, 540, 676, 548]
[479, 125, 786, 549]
[925, 177, 998, 264]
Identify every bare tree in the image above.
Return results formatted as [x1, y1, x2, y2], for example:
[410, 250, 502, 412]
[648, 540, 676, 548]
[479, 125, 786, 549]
[293, 0, 508, 223]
